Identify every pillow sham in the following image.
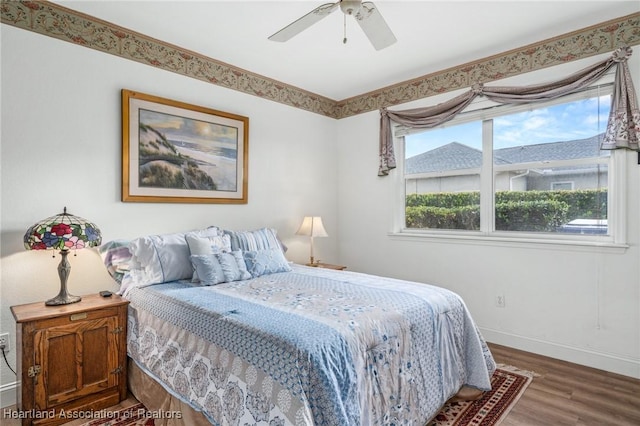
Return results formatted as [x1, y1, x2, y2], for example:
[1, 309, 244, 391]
[216, 250, 251, 282]
[243, 248, 292, 278]
[98, 239, 132, 284]
[186, 233, 231, 255]
[226, 227, 283, 252]
[128, 226, 221, 285]
[190, 254, 226, 286]
[118, 268, 152, 297]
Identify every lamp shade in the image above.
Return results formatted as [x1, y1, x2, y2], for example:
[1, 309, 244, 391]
[24, 207, 102, 306]
[296, 216, 327, 265]
[24, 207, 102, 251]
[295, 216, 328, 238]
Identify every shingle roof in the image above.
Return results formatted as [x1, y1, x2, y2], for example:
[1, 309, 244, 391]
[405, 134, 606, 174]
[405, 142, 496, 174]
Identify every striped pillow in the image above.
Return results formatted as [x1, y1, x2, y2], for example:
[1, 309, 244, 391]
[226, 228, 282, 252]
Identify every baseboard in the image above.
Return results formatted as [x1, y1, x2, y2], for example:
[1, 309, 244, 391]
[0, 381, 17, 408]
[481, 327, 640, 379]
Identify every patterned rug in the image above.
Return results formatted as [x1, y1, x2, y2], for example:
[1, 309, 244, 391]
[427, 365, 535, 426]
[78, 403, 154, 426]
[79, 366, 533, 426]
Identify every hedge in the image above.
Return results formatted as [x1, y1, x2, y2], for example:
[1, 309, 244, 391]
[405, 189, 606, 231]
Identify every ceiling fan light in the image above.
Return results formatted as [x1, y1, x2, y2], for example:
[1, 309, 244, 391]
[340, 0, 362, 15]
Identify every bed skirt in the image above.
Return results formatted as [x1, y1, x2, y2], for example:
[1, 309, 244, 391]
[128, 357, 211, 426]
[127, 357, 484, 426]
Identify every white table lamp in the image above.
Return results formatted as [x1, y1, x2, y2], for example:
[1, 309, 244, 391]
[296, 216, 328, 265]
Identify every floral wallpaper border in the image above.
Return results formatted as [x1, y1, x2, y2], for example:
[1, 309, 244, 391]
[2, 1, 639, 119]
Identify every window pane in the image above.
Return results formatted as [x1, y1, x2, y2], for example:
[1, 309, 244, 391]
[495, 165, 608, 233]
[405, 122, 482, 230]
[493, 95, 610, 234]
[493, 95, 611, 153]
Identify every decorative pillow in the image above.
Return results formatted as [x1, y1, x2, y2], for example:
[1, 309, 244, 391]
[190, 254, 226, 286]
[226, 227, 283, 252]
[186, 233, 231, 255]
[98, 239, 132, 284]
[216, 250, 251, 282]
[243, 248, 292, 278]
[186, 233, 232, 282]
[128, 227, 221, 285]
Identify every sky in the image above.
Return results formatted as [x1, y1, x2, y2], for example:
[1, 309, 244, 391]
[405, 94, 611, 158]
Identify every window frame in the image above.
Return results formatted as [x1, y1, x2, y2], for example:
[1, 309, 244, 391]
[391, 83, 629, 252]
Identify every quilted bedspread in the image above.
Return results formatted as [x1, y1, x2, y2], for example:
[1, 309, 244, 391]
[126, 265, 495, 425]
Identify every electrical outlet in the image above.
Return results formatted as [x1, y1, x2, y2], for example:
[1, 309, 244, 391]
[0, 333, 10, 352]
[495, 295, 506, 308]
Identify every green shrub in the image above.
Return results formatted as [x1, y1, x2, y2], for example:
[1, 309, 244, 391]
[406, 205, 480, 230]
[406, 189, 605, 231]
[495, 200, 569, 232]
[406, 192, 480, 208]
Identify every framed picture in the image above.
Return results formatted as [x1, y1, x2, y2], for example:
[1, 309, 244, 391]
[122, 89, 249, 203]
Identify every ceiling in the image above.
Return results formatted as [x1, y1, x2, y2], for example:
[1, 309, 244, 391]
[55, 1, 639, 100]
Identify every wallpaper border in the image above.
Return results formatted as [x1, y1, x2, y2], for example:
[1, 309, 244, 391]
[2, 1, 639, 119]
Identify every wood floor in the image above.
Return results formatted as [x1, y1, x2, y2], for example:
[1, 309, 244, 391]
[489, 343, 640, 426]
[2, 343, 639, 425]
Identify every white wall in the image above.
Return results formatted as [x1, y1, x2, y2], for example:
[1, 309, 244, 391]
[336, 53, 640, 379]
[0, 26, 340, 406]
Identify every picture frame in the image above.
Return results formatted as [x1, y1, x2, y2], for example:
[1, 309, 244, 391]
[121, 89, 249, 203]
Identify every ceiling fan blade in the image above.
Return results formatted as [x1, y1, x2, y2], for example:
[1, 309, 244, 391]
[269, 2, 340, 42]
[355, 2, 397, 50]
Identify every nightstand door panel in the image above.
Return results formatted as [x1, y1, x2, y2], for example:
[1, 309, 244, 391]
[34, 316, 120, 408]
[44, 332, 78, 401]
[83, 325, 110, 386]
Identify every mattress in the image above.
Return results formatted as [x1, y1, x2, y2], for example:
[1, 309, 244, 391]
[126, 264, 495, 425]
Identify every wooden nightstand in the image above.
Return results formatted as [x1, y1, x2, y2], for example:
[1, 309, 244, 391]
[11, 294, 129, 426]
[306, 262, 347, 270]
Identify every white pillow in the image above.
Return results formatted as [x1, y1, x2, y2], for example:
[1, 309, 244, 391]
[128, 227, 220, 285]
[186, 233, 231, 255]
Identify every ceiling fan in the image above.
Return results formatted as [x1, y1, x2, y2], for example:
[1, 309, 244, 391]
[268, 0, 397, 51]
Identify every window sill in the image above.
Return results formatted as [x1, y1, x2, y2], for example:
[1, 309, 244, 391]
[388, 230, 629, 253]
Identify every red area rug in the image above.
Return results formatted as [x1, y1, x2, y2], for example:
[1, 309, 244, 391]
[78, 403, 154, 426]
[427, 365, 534, 426]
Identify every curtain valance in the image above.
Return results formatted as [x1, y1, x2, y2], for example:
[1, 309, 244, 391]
[379, 46, 639, 176]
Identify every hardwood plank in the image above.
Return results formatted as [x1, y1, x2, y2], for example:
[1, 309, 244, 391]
[489, 343, 640, 426]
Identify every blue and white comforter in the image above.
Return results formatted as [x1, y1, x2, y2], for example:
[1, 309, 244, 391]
[126, 265, 495, 425]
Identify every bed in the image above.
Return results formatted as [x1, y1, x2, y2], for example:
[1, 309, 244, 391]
[100, 226, 495, 426]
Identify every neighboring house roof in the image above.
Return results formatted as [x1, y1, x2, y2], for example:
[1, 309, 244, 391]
[405, 134, 606, 174]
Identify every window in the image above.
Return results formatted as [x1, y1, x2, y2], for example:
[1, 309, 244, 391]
[400, 84, 622, 243]
[551, 182, 574, 190]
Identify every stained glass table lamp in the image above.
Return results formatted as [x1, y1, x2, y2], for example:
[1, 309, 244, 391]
[23, 207, 102, 306]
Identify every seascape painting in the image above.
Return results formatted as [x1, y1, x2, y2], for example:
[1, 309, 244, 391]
[122, 89, 248, 204]
[138, 109, 238, 192]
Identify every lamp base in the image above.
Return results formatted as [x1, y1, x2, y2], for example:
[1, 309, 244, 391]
[45, 293, 81, 306]
[45, 249, 81, 306]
